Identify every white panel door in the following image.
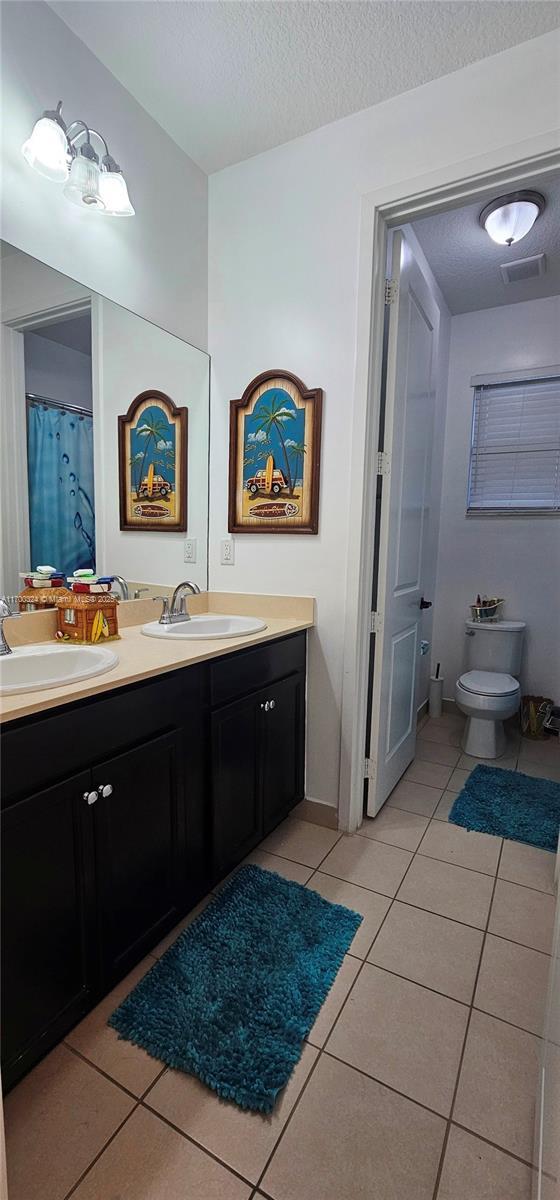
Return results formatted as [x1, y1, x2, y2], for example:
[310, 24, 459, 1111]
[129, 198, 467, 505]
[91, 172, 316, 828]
[367, 231, 440, 816]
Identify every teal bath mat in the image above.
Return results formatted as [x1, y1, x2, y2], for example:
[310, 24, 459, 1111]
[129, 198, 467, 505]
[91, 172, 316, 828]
[109, 864, 362, 1112]
[450, 763, 560, 852]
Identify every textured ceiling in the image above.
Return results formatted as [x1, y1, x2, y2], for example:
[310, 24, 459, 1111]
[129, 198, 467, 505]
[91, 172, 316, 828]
[412, 173, 560, 314]
[49, 1, 560, 173]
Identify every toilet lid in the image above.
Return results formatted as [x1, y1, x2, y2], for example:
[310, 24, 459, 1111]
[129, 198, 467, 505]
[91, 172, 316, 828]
[459, 670, 519, 697]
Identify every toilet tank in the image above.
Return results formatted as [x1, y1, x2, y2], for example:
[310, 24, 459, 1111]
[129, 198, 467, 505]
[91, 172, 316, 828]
[465, 620, 526, 676]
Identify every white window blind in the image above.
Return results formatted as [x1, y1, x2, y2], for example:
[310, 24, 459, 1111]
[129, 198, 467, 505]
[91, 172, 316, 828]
[468, 374, 560, 514]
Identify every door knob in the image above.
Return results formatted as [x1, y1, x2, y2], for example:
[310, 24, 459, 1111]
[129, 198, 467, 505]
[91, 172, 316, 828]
[97, 783, 113, 798]
[419, 597, 432, 610]
[83, 790, 98, 805]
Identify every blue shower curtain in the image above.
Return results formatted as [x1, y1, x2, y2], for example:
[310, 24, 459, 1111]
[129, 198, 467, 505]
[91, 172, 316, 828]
[27, 402, 96, 577]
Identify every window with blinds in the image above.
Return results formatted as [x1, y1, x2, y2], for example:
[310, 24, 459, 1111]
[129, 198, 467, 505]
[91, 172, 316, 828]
[467, 374, 560, 514]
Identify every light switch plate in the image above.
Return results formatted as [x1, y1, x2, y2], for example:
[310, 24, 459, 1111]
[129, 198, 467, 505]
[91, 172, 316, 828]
[184, 538, 197, 563]
[220, 538, 235, 566]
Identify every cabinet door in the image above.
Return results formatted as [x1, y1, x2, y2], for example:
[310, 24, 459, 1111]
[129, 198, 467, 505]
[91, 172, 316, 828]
[261, 673, 305, 835]
[1, 771, 96, 1088]
[211, 693, 262, 878]
[93, 730, 184, 985]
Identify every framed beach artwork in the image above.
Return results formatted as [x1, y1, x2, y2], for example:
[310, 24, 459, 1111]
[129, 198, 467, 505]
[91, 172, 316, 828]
[228, 370, 323, 534]
[118, 389, 188, 532]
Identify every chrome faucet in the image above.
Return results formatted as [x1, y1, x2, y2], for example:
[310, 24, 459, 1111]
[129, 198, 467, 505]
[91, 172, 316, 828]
[0, 597, 21, 656]
[153, 581, 201, 626]
[111, 576, 129, 600]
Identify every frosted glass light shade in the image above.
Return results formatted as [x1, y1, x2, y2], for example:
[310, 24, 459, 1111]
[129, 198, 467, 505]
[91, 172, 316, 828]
[63, 156, 105, 210]
[99, 169, 135, 215]
[22, 117, 69, 182]
[480, 192, 544, 246]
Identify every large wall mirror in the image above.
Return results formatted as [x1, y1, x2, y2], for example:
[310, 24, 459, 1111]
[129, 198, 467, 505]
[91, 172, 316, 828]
[0, 241, 210, 599]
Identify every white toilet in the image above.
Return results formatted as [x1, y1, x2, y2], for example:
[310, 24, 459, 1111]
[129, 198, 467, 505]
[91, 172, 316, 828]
[455, 620, 526, 758]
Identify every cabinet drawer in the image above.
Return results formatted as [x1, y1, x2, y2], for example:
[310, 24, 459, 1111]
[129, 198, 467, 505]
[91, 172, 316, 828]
[209, 631, 306, 708]
[1, 665, 205, 806]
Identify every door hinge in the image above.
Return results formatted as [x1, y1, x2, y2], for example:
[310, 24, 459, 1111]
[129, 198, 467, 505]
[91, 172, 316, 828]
[370, 611, 383, 634]
[384, 277, 398, 305]
[364, 758, 376, 780]
[377, 451, 390, 476]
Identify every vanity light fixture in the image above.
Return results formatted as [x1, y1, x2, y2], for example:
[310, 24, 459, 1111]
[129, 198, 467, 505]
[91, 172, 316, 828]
[22, 102, 135, 216]
[479, 191, 545, 247]
[21, 102, 70, 182]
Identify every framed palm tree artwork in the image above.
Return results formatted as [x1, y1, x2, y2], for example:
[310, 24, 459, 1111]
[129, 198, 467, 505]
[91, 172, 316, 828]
[118, 389, 188, 531]
[228, 370, 323, 534]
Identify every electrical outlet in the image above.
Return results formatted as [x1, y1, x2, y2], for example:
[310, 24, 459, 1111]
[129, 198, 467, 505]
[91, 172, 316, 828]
[184, 538, 197, 563]
[220, 538, 235, 566]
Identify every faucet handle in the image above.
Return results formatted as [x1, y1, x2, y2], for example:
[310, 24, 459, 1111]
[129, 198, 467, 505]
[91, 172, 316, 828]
[0, 596, 20, 619]
[134, 587, 149, 600]
[152, 595, 171, 624]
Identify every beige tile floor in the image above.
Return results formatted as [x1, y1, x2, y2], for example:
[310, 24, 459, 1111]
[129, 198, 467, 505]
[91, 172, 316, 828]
[4, 714, 559, 1200]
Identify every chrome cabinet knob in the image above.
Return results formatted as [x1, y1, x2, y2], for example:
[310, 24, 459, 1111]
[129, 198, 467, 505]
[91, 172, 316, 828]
[261, 700, 270, 711]
[98, 783, 113, 798]
[83, 790, 98, 805]
[269, 699, 276, 710]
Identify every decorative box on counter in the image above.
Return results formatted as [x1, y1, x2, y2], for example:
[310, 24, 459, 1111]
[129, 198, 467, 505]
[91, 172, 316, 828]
[55, 572, 120, 643]
[56, 592, 120, 643]
[18, 566, 71, 611]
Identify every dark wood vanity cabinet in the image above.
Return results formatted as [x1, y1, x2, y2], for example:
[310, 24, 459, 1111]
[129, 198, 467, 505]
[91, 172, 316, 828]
[1, 630, 306, 1090]
[1, 771, 97, 1083]
[92, 729, 186, 987]
[210, 634, 306, 876]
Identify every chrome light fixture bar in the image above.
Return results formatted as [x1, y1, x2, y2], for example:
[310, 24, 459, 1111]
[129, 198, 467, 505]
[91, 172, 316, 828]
[479, 190, 544, 247]
[22, 101, 135, 216]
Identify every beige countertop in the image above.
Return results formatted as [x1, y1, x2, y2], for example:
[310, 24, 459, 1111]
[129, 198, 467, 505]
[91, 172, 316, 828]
[0, 592, 315, 724]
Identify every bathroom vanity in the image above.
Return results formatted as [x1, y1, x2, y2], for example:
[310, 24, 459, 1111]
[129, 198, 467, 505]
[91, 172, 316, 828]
[0, 622, 308, 1090]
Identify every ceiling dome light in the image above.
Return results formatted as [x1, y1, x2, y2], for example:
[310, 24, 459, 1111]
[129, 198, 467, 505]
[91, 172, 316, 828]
[21, 103, 69, 182]
[63, 143, 105, 210]
[479, 191, 545, 247]
[99, 156, 135, 215]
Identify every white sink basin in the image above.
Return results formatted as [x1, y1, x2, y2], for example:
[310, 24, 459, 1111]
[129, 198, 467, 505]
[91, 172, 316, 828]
[141, 614, 267, 640]
[0, 644, 119, 695]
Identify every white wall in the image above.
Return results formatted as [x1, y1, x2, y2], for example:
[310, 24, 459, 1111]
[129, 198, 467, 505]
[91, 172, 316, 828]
[208, 31, 560, 809]
[433, 294, 560, 702]
[93, 298, 209, 590]
[1, 1, 208, 348]
[24, 332, 92, 411]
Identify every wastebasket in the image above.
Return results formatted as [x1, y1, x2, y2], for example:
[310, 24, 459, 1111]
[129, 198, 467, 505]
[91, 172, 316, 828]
[520, 695, 554, 740]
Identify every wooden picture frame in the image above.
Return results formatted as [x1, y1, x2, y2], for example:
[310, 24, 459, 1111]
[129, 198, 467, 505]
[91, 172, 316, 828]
[228, 370, 323, 534]
[118, 389, 188, 532]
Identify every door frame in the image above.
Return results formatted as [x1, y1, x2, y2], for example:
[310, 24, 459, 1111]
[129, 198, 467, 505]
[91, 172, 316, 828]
[339, 134, 560, 834]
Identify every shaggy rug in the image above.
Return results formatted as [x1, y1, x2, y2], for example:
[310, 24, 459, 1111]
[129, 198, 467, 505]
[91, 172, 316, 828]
[449, 763, 560, 852]
[109, 863, 362, 1112]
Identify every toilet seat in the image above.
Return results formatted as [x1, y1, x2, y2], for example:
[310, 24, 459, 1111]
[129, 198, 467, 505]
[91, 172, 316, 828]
[458, 670, 519, 697]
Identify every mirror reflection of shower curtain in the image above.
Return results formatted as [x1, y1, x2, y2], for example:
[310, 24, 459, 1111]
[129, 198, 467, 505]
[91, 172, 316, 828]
[27, 401, 96, 576]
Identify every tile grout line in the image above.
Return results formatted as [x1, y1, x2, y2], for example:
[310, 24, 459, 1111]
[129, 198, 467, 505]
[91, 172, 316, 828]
[430, 837, 505, 1200]
[63, 1040, 160, 1104]
[252, 830, 433, 1189]
[316, 1046, 539, 1172]
[139, 1098, 265, 1192]
[357, 959, 547, 1039]
[251, 870, 405, 1196]
[61, 1066, 167, 1200]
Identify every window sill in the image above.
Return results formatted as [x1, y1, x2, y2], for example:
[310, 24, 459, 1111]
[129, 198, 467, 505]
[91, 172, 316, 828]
[466, 509, 560, 519]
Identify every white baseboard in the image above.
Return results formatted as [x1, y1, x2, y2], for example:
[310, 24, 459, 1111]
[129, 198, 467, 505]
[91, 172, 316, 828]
[293, 797, 339, 830]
